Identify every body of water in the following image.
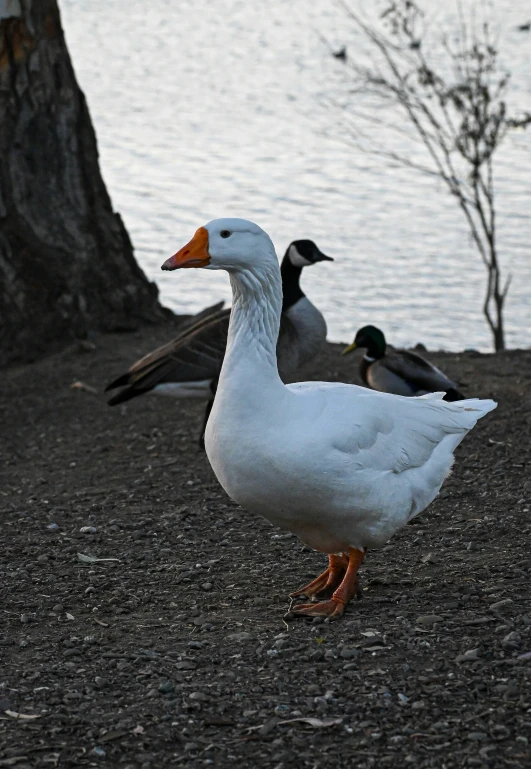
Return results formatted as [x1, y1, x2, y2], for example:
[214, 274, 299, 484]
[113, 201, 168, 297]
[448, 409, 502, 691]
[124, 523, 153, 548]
[61, 0, 530, 350]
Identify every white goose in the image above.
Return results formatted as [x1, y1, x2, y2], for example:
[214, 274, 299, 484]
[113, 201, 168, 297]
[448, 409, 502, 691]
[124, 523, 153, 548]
[162, 219, 496, 620]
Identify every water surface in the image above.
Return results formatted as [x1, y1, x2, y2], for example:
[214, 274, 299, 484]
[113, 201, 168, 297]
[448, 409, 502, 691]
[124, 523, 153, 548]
[61, 0, 531, 350]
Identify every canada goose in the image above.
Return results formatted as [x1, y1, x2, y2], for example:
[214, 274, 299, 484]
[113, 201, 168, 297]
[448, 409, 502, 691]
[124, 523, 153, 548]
[106, 239, 333, 445]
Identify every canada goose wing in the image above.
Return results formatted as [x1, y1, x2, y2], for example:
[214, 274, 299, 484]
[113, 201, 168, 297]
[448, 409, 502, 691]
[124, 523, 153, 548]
[105, 307, 231, 400]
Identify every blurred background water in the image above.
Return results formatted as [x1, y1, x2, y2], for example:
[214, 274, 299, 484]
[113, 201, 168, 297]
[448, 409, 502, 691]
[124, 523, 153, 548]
[61, 0, 530, 350]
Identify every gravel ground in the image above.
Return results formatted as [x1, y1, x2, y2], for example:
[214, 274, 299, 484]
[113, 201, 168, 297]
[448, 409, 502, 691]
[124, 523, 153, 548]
[1, 321, 530, 768]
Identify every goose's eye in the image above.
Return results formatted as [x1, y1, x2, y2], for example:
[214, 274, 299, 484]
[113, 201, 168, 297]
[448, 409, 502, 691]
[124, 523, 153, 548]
[220, 230, 232, 239]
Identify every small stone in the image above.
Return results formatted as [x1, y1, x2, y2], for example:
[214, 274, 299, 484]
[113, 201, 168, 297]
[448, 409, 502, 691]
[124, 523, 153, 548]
[501, 631, 521, 649]
[490, 599, 513, 611]
[455, 648, 480, 663]
[52, 604, 64, 613]
[411, 700, 425, 710]
[47, 523, 60, 531]
[175, 661, 196, 671]
[158, 681, 175, 694]
[80, 526, 97, 534]
[201, 582, 213, 591]
[85, 586, 96, 594]
[274, 704, 290, 715]
[184, 742, 198, 752]
[340, 648, 359, 660]
[146, 688, 158, 698]
[468, 732, 488, 741]
[94, 677, 106, 689]
[189, 691, 207, 701]
[227, 632, 252, 642]
[90, 747, 106, 758]
[416, 614, 443, 627]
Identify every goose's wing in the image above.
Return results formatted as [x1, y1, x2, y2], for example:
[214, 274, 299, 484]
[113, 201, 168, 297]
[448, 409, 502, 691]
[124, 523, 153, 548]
[105, 305, 231, 403]
[289, 382, 493, 476]
[380, 350, 460, 394]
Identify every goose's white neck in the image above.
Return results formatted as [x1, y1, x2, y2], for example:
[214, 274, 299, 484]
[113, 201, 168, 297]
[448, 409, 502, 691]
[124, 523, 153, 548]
[219, 260, 284, 390]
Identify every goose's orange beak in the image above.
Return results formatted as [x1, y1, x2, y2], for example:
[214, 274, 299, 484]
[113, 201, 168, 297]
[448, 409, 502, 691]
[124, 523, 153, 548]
[161, 227, 210, 270]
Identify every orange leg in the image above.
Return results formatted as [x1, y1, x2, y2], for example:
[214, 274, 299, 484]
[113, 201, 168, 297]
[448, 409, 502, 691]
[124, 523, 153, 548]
[290, 554, 348, 601]
[290, 547, 366, 620]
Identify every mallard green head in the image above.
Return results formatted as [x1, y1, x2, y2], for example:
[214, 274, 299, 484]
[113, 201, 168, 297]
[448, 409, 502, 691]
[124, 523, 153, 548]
[342, 325, 387, 359]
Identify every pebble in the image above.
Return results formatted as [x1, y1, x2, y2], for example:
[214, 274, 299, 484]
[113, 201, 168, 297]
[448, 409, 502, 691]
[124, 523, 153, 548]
[158, 681, 175, 694]
[314, 697, 328, 712]
[416, 614, 443, 627]
[501, 631, 521, 649]
[343, 662, 358, 671]
[201, 582, 213, 591]
[80, 526, 97, 534]
[490, 599, 513, 610]
[94, 677, 106, 689]
[455, 648, 480, 663]
[90, 747, 106, 758]
[227, 632, 252, 642]
[189, 691, 207, 701]
[175, 661, 196, 670]
[340, 648, 360, 660]
[184, 743, 198, 752]
[467, 732, 488, 741]
[47, 523, 59, 531]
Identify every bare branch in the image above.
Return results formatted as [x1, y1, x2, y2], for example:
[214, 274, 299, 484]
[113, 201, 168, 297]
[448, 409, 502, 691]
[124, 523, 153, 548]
[331, 0, 529, 351]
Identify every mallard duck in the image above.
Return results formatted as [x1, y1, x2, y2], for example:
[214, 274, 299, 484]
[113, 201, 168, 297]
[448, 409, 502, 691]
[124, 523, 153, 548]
[106, 239, 333, 445]
[161, 218, 496, 621]
[342, 325, 465, 401]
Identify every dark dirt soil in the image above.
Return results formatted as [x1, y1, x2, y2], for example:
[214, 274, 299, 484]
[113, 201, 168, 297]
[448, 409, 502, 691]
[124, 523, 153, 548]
[1, 320, 530, 769]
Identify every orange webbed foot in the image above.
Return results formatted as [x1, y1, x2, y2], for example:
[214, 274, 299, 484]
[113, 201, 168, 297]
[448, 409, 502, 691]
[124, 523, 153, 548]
[288, 597, 347, 621]
[289, 554, 348, 601]
[288, 547, 366, 622]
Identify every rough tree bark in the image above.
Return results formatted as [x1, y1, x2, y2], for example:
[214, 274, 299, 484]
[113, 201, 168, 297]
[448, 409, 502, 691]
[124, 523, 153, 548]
[0, 0, 165, 365]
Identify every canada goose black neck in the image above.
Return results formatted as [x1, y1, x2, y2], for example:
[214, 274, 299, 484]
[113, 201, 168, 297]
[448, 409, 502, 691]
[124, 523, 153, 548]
[280, 251, 305, 311]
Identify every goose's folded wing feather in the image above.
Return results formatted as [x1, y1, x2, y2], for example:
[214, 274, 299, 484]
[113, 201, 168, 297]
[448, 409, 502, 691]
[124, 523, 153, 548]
[105, 306, 230, 395]
[381, 350, 459, 393]
[290, 383, 492, 475]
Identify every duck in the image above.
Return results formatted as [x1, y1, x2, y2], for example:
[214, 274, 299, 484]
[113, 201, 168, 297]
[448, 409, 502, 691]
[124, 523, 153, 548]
[161, 218, 496, 621]
[105, 239, 333, 446]
[342, 325, 465, 401]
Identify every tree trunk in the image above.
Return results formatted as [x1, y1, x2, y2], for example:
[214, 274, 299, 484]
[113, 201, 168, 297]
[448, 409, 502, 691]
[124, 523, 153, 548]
[0, 0, 166, 365]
